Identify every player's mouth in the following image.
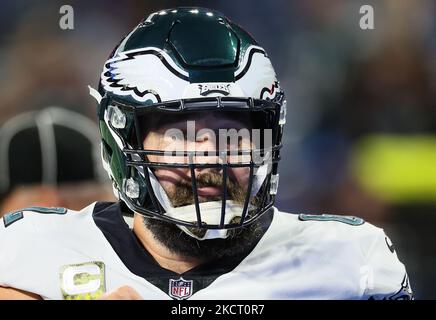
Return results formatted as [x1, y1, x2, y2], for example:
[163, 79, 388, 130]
[197, 186, 222, 197]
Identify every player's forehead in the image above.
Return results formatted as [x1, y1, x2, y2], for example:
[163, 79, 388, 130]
[143, 110, 252, 130]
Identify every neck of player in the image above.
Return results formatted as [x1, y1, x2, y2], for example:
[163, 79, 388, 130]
[133, 214, 204, 274]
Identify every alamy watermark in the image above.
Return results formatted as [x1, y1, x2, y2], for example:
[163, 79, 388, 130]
[59, 5, 74, 30]
[59, 5, 374, 32]
[359, 5, 374, 30]
[161, 121, 273, 168]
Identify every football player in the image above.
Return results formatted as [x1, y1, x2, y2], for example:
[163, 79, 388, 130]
[0, 7, 412, 300]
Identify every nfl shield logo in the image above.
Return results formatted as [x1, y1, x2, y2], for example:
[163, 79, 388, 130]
[169, 278, 193, 300]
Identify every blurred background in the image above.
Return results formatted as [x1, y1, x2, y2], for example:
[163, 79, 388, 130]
[0, 0, 435, 298]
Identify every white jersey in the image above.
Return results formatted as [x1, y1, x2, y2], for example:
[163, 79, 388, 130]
[0, 202, 413, 300]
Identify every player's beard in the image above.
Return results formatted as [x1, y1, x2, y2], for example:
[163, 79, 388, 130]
[143, 170, 267, 261]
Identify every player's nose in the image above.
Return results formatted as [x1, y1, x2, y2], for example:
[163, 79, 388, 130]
[187, 129, 222, 175]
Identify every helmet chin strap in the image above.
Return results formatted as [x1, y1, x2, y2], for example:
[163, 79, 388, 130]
[166, 201, 245, 240]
